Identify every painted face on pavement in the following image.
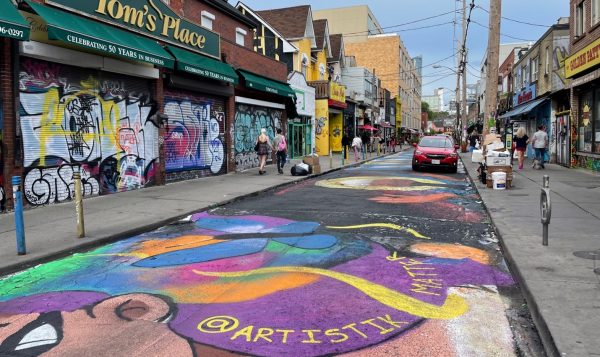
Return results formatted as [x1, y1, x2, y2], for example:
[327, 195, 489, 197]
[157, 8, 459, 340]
[0, 293, 192, 356]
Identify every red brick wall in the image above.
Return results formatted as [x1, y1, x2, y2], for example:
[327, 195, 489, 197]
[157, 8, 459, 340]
[0, 38, 16, 209]
[222, 41, 287, 81]
[183, 1, 253, 51]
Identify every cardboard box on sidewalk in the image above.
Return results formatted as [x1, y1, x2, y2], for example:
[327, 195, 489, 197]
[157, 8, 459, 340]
[311, 164, 321, 174]
[486, 156, 512, 166]
[303, 155, 320, 166]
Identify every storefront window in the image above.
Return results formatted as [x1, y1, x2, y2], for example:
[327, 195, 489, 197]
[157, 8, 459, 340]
[580, 91, 593, 152]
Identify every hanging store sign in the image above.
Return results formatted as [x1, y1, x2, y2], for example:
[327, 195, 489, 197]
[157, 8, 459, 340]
[47, 0, 220, 58]
[565, 36, 600, 78]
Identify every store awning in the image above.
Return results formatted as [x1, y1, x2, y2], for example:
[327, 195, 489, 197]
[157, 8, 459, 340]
[237, 69, 296, 99]
[0, 1, 30, 40]
[498, 98, 548, 120]
[167, 46, 238, 85]
[26, 1, 174, 68]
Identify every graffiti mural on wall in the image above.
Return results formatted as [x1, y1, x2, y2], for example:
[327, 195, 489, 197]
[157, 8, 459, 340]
[18, 58, 158, 206]
[234, 103, 281, 171]
[0, 101, 4, 211]
[575, 154, 600, 172]
[552, 36, 569, 89]
[0, 212, 514, 356]
[164, 91, 226, 177]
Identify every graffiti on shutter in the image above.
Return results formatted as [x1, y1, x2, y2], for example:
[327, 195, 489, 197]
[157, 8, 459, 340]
[18, 58, 158, 206]
[163, 89, 226, 181]
[234, 104, 282, 171]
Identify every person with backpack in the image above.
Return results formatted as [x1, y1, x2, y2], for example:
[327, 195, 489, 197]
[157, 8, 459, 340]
[272, 128, 287, 174]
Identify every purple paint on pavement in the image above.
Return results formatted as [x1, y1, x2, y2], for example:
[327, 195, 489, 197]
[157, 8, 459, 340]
[0, 291, 108, 314]
[168, 244, 514, 356]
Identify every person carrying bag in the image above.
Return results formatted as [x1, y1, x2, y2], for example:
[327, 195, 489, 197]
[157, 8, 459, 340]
[273, 128, 287, 174]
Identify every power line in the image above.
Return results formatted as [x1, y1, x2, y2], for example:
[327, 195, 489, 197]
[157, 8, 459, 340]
[475, 5, 550, 28]
[471, 20, 535, 42]
[325, 9, 461, 37]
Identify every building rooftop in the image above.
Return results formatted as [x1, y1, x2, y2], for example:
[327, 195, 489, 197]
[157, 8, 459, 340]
[256, 5, 310, 39]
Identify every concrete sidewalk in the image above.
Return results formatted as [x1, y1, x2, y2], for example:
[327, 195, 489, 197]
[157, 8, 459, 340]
[461, 153, 600, 357]
[0, 150, 394, 275]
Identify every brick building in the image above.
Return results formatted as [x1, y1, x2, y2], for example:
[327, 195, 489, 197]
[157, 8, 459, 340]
[566, 0, 600, 171]
[0, 0, 293, 210]
[315, 6, 421, 135]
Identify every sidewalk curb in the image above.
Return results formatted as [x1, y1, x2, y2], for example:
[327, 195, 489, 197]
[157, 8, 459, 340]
[459, 156, 560, 357]
[0, 152, 399, 277]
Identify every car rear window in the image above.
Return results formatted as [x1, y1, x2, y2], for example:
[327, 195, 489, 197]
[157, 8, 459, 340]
[419, 137, 453, 148]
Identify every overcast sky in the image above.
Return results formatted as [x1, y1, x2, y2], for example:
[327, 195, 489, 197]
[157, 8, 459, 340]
[234, 0, 569, 102]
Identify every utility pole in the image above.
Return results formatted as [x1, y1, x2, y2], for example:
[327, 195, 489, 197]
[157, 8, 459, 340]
[484, 0, 501, 134]
[455, 48, 461, 141]
[461, 0, 468, 144]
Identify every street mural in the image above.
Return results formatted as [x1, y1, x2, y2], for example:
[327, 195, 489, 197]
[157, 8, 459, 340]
[0, 210, 514, 356]
[18, 58, 158, 206]
[315, 99, 329, 155]
[552, 36, 569, 89]
[316, 161, 483, 223]
[0, 101, 4, 211]
[164, 90, 226, 179]
[234, 104, 282, 171]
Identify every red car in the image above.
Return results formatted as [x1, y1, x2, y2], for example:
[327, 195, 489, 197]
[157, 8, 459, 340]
[412, 135, 460, 173]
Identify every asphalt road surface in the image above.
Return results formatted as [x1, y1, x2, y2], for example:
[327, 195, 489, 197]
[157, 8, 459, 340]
[0, 152, 544, 356]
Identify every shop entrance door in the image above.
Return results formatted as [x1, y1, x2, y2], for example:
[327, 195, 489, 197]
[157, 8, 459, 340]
[556, 115, 570, 167]
[288, 122, 304, 159]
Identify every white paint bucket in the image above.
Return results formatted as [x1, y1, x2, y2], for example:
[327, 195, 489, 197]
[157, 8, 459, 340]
[492, 172, 507, 190]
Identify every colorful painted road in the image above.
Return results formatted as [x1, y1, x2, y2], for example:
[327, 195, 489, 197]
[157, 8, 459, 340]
[0, 152, 532, 356]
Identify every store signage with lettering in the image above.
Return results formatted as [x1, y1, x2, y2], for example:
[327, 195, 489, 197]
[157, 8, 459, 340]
[329, 82, 346, 103]
[47, 0, 220, 58]
[513, 84, 536, 107]
[565, 37, 600, 78]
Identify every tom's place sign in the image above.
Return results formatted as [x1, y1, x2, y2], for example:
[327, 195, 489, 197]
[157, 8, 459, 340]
[47, 0, 220, 58]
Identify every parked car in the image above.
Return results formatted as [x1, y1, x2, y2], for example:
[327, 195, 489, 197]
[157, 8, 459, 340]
[412, 136, 459, 173]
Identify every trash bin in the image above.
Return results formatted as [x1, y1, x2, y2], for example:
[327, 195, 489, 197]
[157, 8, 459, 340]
[492, 171, 507, 190]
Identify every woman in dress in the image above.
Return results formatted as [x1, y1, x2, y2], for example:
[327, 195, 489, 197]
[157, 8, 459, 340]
[514, 127, 530, 170]
[256, 128, 273, 175]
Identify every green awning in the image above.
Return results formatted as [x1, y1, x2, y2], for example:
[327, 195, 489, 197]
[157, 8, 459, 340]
[0, 1, 30, 41]
[26, 1, 173, 68]
[237, 69, 296, 99]
[167, 46, 238, 85]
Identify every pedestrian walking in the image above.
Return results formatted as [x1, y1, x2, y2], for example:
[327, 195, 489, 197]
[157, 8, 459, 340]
[513, 127, 529, 170]
[468, 131, 479, 152]
[341, 132, 350, 160]
[255, 128, 272, 175]
[532, 125, 548, 169]
[361, 131, 369, 153]
[272, 128, 287, 174]
[352, 135, 362, 162]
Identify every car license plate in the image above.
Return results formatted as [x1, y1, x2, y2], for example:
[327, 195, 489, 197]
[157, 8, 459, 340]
[431, 159, 440, 165]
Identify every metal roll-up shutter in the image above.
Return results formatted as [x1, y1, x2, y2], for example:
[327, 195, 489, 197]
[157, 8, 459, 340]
[163, 88, 227, 182]
[234, 100, 284, 171]
[18, 57, 155, 206]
